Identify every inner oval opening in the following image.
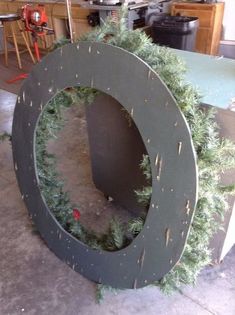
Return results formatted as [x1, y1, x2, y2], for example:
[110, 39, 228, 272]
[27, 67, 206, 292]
[36, 87, 152, 251]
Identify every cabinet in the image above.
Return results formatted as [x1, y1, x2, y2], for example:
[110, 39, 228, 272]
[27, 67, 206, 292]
[171, 2, 225, 55]
[50, 4, 94, 41]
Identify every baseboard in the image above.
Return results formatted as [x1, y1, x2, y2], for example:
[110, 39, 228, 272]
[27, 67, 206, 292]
[219, 41, 235, 59]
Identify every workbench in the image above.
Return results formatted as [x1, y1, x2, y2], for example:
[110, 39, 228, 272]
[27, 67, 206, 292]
[175, 49, 235, 110]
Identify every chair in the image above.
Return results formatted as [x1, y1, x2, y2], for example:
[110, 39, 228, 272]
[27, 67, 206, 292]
[0, 13, 35, 69]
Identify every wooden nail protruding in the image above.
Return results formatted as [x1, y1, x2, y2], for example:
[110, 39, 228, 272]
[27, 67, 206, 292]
[139, 248, 146, 269]
[130, 108, 134, 117]
[186, 199, 190, 215]
[165, 228, 170, 247]
[133, 278, 138, 289]
[178, 141, 182, 155]
[155, 154, 163, 181]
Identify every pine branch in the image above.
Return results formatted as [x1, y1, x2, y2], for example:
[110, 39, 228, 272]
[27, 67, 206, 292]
[96, 284, 119, 303]
[34, 9, 235, 295]
[0, 132, 12, 142]
[135, 187, 152, 207]
[128, 217, 144, 236]
[140, 155, 151, 180]
[218, 184, 235, 195]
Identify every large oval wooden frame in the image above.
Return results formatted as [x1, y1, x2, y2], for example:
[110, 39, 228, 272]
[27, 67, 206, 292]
[12, 42, 197, 289]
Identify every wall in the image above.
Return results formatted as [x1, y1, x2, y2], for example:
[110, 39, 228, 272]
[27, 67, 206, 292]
[219, 42, 235, 59]
[222, 0, 235, 41]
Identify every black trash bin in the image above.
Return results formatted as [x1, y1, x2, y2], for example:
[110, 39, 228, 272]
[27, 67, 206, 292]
[151, 15, 199, 52]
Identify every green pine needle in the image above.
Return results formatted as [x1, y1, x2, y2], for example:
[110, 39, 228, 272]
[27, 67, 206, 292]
[135, 187, 152, 207]
[0, 132, 11, 142]
[34, 8, 235, 296]
[128, 217, 144, 236]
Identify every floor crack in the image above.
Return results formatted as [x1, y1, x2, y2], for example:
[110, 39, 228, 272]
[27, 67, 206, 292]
[178, 289, 218, 315]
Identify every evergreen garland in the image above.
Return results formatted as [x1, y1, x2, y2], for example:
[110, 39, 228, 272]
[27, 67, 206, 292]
[80, 12, 235, 293]
[0, 132, 11, 142]
[9, 8, 235, 296]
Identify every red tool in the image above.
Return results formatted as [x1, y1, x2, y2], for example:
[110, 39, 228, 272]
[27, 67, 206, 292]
[7, 4, 54, 83]
[6, 73, 28, 84]
[21, 4, 53, 62]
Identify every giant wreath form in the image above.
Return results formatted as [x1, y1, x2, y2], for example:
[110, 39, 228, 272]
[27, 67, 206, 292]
[11, 22, 235, 291]
[12, 42, 197, 288]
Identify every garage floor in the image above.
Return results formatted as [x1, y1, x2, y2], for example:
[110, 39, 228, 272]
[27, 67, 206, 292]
[0, 55, 235, 314]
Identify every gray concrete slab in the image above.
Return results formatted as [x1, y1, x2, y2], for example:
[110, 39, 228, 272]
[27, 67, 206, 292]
[0, 88, 235, 315]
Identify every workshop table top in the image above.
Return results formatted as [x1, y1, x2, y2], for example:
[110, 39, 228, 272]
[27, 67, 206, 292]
[174, 49, 235, 111]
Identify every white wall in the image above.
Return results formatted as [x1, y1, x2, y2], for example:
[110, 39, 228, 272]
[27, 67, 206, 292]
[222, 0, 235, 40]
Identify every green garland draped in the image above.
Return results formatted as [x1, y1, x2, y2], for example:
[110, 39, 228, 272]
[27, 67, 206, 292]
[34, 10, 235, 295]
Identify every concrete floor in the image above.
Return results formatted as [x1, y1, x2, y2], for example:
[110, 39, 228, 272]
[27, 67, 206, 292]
[0, 88, 235, 315]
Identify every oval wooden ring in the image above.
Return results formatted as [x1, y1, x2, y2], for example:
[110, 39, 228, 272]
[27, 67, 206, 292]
[12, 42, 197, 289]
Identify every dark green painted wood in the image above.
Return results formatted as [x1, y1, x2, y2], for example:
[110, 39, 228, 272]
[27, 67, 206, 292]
[12, 42, 197, 289]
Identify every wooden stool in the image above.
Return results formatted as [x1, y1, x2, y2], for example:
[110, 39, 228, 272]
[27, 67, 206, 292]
[0, 13, 35, 69]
